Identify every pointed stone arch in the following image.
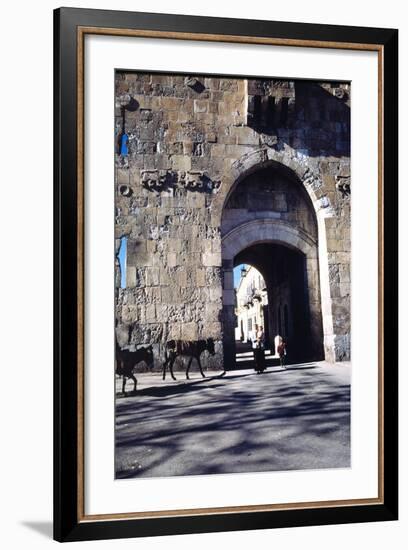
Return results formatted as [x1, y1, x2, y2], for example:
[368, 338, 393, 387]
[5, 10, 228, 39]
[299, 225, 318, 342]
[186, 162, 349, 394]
[219, 151, 339, 364]
[212, 146, 335, 225]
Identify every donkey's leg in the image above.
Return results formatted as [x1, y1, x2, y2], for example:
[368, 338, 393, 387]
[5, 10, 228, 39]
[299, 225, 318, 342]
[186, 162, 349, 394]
[162, 357, 168, 380]
[130, 374, 137, 393]
[197, 355, 206, 378]
[122, 376, 127, 395]
[186, 356, 193, 379]
[170, 356, 177, 381]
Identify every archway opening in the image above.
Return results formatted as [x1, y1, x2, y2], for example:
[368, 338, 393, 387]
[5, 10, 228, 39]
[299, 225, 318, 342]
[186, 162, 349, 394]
[233, 243, 320, 366]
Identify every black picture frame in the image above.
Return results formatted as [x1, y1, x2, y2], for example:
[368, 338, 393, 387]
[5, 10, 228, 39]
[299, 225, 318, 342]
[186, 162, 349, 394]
[54, 7, 398, 542]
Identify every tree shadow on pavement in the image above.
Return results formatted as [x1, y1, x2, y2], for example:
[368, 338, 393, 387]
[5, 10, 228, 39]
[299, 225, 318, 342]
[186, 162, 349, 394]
[115, 366, 350, 479]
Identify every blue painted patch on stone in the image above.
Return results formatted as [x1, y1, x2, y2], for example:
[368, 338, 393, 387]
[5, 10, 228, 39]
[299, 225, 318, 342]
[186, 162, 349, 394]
[120, 133, 129, 156]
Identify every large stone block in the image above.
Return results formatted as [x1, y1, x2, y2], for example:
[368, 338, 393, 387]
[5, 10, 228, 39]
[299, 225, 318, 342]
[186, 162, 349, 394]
[121, 305, 138, 324]
[171, 155, 191, 171]
[145, 287, 161, 303]
[333, 334, 350, 361]
[210, 144, 227, 157]
[115, 324, 131, 348]
[167, 252, 177, 268]
[159, 268, 171, 285]
[126, 266, 137, 288]
[209, 287, 223, 302]
[339, 264, 350, 283]
[232, 127, 261, 146]
[177, 268, 188, 288]
[326, 238, 345, 253]
[206, 303, 221, 322]
[145, 267, 160, 286]
[181, 322, 198, 340]
[225, 144, 255, 158]
[161, 285, 182, 304]
[202, 252, 221, 267]
[186, 193, 205, 209]
[196, 269, 206, 287]
[146, 304, 156, 322]
[205, 322, 222, 339]
[194, 99, 208, 113]
[160, 96, 183, 110]
[167, 322, 182, 340]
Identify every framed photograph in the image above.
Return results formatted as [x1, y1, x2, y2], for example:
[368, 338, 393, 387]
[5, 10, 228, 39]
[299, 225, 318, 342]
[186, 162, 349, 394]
[54, 7, 398, 542]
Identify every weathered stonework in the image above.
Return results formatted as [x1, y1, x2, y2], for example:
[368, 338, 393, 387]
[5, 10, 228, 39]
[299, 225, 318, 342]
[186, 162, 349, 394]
[115, 73, 351, 368]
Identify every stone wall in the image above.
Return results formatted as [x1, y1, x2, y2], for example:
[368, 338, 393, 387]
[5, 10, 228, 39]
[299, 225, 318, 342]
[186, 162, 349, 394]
[115, 72, 351, 368]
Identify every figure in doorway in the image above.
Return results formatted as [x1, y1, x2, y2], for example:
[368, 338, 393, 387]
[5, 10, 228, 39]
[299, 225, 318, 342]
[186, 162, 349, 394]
[253, 325, 266, 374]
[277, 338, 287, 368]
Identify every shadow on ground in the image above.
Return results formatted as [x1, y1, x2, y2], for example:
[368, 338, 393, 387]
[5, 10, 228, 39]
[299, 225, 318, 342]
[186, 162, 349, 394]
[115, 363, 350, 479]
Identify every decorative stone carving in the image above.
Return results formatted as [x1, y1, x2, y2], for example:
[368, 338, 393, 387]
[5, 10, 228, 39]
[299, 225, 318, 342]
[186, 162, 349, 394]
[141, 170, 176, 190]
[184, 76, 205, 93]
[141, 169, 221, 193]
[334, 88, 348, 100]
[302, 168, 324, 196]
[335, 176, 351, 197]
[260, 134, 278, 148]
[119, 185, 133, 197]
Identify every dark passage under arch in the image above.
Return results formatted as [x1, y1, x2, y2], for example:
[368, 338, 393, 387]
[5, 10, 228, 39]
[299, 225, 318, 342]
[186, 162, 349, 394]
[234, 243, 322, 363]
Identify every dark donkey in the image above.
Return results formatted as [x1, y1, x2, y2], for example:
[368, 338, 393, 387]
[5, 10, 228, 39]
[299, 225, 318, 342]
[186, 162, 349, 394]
[163, 338, 215, 381]
[116, 343, 154, 394]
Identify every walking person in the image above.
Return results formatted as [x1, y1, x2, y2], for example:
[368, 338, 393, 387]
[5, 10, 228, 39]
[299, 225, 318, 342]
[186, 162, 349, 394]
[251, 331, 259, 373]
[253, 325, 266, 374]
[277, 338, 287, 368]
[257, 326, 266, 373]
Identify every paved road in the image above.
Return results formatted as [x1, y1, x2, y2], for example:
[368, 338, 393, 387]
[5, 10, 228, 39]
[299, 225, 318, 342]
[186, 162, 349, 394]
[115, 361, 350, 479]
